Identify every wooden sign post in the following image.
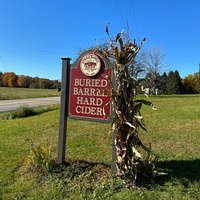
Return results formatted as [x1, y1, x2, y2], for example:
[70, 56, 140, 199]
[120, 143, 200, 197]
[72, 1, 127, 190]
[57, 58, 71, 164]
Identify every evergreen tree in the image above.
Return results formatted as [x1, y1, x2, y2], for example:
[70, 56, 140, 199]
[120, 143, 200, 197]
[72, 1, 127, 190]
[166, 70, 182, 94]
[174, 70, 183, 93]
[158, 72, 167, 94]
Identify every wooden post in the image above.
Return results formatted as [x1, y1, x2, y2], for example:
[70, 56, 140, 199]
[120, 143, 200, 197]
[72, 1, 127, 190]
[111, 70, 117, 174]
[57, 58, 71, 164]
[111, 130, 117, 174]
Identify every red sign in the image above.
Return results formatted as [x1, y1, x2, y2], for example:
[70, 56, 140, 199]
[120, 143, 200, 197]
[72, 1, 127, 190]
[68, 51, 113, 122]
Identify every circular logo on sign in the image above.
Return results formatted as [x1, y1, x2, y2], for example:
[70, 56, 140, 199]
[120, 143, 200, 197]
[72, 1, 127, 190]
[80, 53, 101, 76]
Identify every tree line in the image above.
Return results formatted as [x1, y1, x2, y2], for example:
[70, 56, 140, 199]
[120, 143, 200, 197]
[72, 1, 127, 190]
[141, 70, 200, 94]
[1, 70, 199, 94]
[0, 72, 61, 89]
[133, 46, 200, 94]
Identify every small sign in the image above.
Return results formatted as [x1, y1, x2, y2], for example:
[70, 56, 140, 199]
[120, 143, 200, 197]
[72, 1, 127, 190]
[80, 53, 101, 76]
[68, 51, 113, 122]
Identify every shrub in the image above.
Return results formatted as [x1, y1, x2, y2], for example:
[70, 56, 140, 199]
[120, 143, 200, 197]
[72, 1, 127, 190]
[25, 139, 54, 174]
[0, 104, 59, 120]
[11, 106, 36, 118]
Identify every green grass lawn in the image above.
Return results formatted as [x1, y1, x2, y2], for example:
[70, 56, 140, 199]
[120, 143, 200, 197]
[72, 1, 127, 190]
[0, 94, 200, 199]
[0, 87, 60, 100]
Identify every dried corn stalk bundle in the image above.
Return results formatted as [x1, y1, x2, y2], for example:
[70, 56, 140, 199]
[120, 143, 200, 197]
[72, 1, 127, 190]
[96, 26, 158, 187]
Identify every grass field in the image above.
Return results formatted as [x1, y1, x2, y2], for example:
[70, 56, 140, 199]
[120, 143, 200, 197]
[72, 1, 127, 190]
[0, 92, 200, 199]
[0, 87, 60, 100]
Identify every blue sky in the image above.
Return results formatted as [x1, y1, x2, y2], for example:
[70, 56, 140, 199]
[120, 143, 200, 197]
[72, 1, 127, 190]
[0, 0, 200, 80]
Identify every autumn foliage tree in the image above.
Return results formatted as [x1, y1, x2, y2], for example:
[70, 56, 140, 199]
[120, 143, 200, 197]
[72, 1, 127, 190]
[17, 74, 29, 88]
[183, 72, 200, 94]
[0, 71, 61, 89]
[1, 72, 18, 87]
[8, 72, 18, 87]
[2, 72, 10, 87]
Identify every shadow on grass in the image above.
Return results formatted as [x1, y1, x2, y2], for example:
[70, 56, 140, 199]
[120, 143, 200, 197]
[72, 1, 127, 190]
[156, 159, 200, 184]
[61, 158, 200, 181]
[51, 158, 200, 190]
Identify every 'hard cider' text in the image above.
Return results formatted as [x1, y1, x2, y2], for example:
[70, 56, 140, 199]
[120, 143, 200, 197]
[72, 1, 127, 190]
[72, 78, 109, 116]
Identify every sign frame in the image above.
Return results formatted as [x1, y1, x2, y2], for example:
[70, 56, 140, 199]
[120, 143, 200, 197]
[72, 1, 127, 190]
[68, 50, 114, 123]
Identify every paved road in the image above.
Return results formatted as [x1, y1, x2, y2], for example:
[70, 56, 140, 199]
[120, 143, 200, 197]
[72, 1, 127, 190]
[0, 97, 60, 113]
